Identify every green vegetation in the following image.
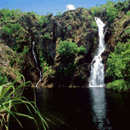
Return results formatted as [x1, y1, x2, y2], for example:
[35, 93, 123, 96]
[42, 34, 52, 40]
[106, 79, 130, 92]
[10, 45, 30, 70]
[106, 42, 130, 91]
[0, 69, 8, 86]
[38, 15, 49, 26]
[126, 11, 130, 16]
[77, 46, 86, 55]
[88, 15, 93, 23]
[0, 8, 22, 22]
[0, 8, 49, 53]
[55, 41, 86, 86]
[106, 1, 118, 22]
[106, 42, 130, 80]
[81, 14, 86, 21]
[90, 0, 130, 23]
[57, 41, 78, 59]
[0, 0, 130, 89]
[57, 41, 86, 58]
[0, 75, 48, 130]
[67, 12, 73, 20]
[56, 12, 62, 16]
[67, 25, 72, 31]
[91, 21, 98, 32]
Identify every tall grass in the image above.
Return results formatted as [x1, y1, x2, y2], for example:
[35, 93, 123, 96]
[0, 74, 48, 130]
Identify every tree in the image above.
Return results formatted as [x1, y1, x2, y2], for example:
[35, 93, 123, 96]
[106, 42, 130, 81]
[38, 15, 49, 26]
[106, 1, 118, 22]
[57, 41, 78, 59]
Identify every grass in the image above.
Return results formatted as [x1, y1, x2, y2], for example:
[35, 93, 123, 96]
[0, 75, 49, 130]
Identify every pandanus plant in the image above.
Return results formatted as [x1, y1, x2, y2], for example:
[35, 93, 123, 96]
[0, 75, 48, 130]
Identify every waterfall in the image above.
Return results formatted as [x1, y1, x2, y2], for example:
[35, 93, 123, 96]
[32, 41, 42, 87]
[89, 17, 105, 87]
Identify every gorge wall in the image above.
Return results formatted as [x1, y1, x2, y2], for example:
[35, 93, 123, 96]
[0, 0, 130, 88]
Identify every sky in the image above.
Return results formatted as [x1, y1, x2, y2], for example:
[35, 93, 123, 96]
[0, 0, 119, 16]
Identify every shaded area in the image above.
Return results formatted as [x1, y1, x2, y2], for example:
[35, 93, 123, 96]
[36, 88, 130, 130]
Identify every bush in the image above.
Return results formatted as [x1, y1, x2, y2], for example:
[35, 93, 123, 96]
[105, 42, 130, 81]
[42, 34, 51, 40]
[91, 21, 98, 28]
[106, 79, 130, 92]
[77, 46, 86, 55]
[38, 15, 49, 26]
[90, 7, 99, 16]
[81, 14, 86, 20]
[126, 11, 130, 16]
[57, 41, 78, 58]
[67, 25, 72, 31]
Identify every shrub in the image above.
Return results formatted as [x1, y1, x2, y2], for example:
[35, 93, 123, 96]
[67, 25, 72, 31]
[91, 21, 98, 28]
[2, 25, 13, 36]
[106, 42, 130, 81]
[90, 7, 99, 16]
[106, 1, 118, 22]
[106, 79, 130, 92]
[88, 15, 93, 22]
[57, 41, 78, 58]
[124, 1, 129, 9]
[81, 14, 86, 20]
[126, 11, 130, 16]
[77, 46, 86, 55]
[38, 15, 49, 26]
[42, 34, 51, 40]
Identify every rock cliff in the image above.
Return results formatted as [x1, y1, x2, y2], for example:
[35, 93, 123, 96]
[0, 1, 130, 87]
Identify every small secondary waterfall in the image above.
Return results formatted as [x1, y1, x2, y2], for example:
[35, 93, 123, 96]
[89, 17, 105, 87]
[32, 41, 42, 87]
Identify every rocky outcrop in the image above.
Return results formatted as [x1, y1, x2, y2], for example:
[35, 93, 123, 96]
[0, 44, 23, 85]
[102, 11, 130, 84]
[1, 1, 130, 87]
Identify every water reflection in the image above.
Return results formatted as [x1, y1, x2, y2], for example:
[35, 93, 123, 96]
[89, 87, 111, 129]
[9, 87, 130, 130]
[35, 88, 130, 130]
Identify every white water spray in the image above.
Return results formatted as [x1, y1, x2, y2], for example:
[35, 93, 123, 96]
[89, 17, 105, 87]
[32, 41, 42, 87]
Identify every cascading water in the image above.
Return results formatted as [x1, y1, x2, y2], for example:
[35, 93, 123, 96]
[89, 17, 105, 87]
[32, 41, 42, 87]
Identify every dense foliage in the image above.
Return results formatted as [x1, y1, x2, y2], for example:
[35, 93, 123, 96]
[0, 0, 130, 89]
[57, 41, 86, 58]
[90, 0, 130, 23]
[106, 79, 130, 92]
[57, 41, 78, 58]
[106, 41, 130, 91]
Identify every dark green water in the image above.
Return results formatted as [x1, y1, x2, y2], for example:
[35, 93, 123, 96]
[9, 87, 130, 130]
